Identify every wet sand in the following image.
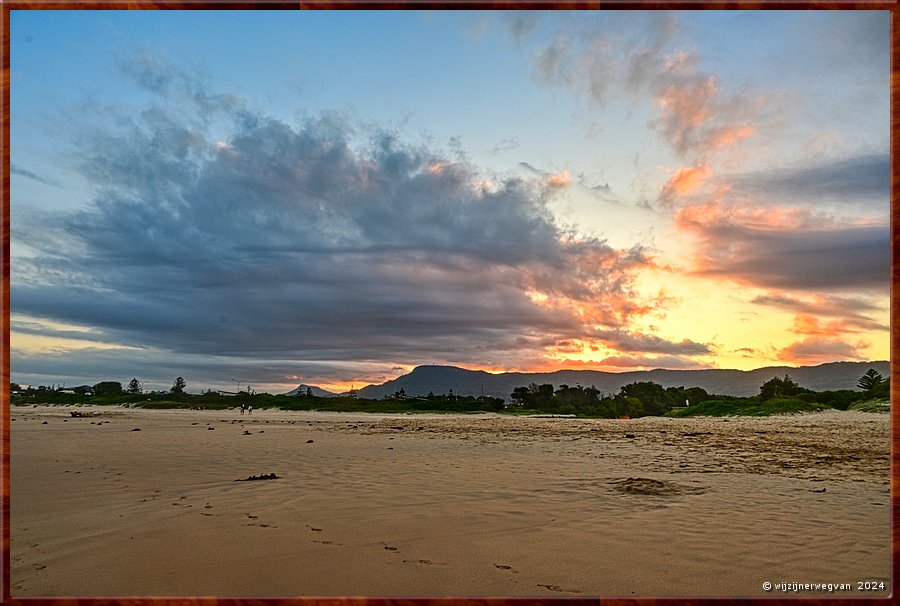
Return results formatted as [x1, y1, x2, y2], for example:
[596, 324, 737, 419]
[9, 406, 891, 597]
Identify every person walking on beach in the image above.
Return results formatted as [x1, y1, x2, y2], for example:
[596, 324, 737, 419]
[248, 403, 253, 415]
[240, 403, 245, 415]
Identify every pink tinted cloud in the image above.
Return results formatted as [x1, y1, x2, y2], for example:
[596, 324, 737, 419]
[676, 199, 824, 232]
[520, 17, 765, 161]
[708, 124, 756, 149]
[790, 314, 876, 337]
[674, 199, 888, 291]
[544, 170, 573, 188]
[777, 337, 869, 366]
[752, 293, 887, 333]
[650, 55, 760, 159]
[660, 162, 712, 204]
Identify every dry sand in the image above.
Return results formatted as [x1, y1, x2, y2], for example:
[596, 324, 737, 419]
[9, 405, 891, 597]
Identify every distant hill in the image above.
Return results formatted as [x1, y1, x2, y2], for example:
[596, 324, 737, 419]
[281, 384, 339, 398]
[356, 361, 890, 400]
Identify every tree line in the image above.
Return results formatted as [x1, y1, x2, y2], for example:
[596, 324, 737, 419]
[506, 369, 889, 418]
[10, 369, 888, 418]
[12, 377, 188, 396]
[509, 381, 709, 417]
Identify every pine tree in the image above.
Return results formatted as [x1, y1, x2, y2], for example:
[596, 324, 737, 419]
[127, 378, 142, 394]
[857, 369, 884, 391]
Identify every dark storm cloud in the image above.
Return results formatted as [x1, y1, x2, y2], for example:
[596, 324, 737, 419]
[689, 224, 887, 291]
[12, 54, 661, 378]
[729, 154, 889, 207]
[10, 316, 115, 344]
[670, 149, 890, 304]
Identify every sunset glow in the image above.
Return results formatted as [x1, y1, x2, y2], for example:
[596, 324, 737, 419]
[9, 10, 889, 394]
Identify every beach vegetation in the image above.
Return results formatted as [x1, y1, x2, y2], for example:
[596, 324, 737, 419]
[93, 381, 123, 395]
[620, 382, 676, 415]
[505, 381, 711, 418]
[848, 398, 890, 413]
[793, 389, 861, 411]
[857, 369, 885, 392]
[873, 376, 890, 398]
[171, 377, 186, 394]
[758, 375, 806, 400]
[665, 397, 830, 417]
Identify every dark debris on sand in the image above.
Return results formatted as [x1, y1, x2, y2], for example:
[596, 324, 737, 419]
[236, 473, 279, 482]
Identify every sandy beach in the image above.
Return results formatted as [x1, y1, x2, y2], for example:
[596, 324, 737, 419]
[9, 405, 891, 597]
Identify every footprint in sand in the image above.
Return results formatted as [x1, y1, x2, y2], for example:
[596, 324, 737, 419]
[382, 544, 399, 552]
[403, 559, 447, 566]
[494, 564, 519, 573]
[609, 476, 705, 497]
[537, 583, 582, 594]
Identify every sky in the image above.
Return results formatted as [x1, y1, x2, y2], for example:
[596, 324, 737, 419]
[7, 10, 891, 394]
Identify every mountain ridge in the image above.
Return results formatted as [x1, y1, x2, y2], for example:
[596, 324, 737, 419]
[355, 361, 890, 399]
[282, 384, 339, 398]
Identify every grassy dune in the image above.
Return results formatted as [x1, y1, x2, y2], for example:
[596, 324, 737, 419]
[665, 397, 832, 417]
